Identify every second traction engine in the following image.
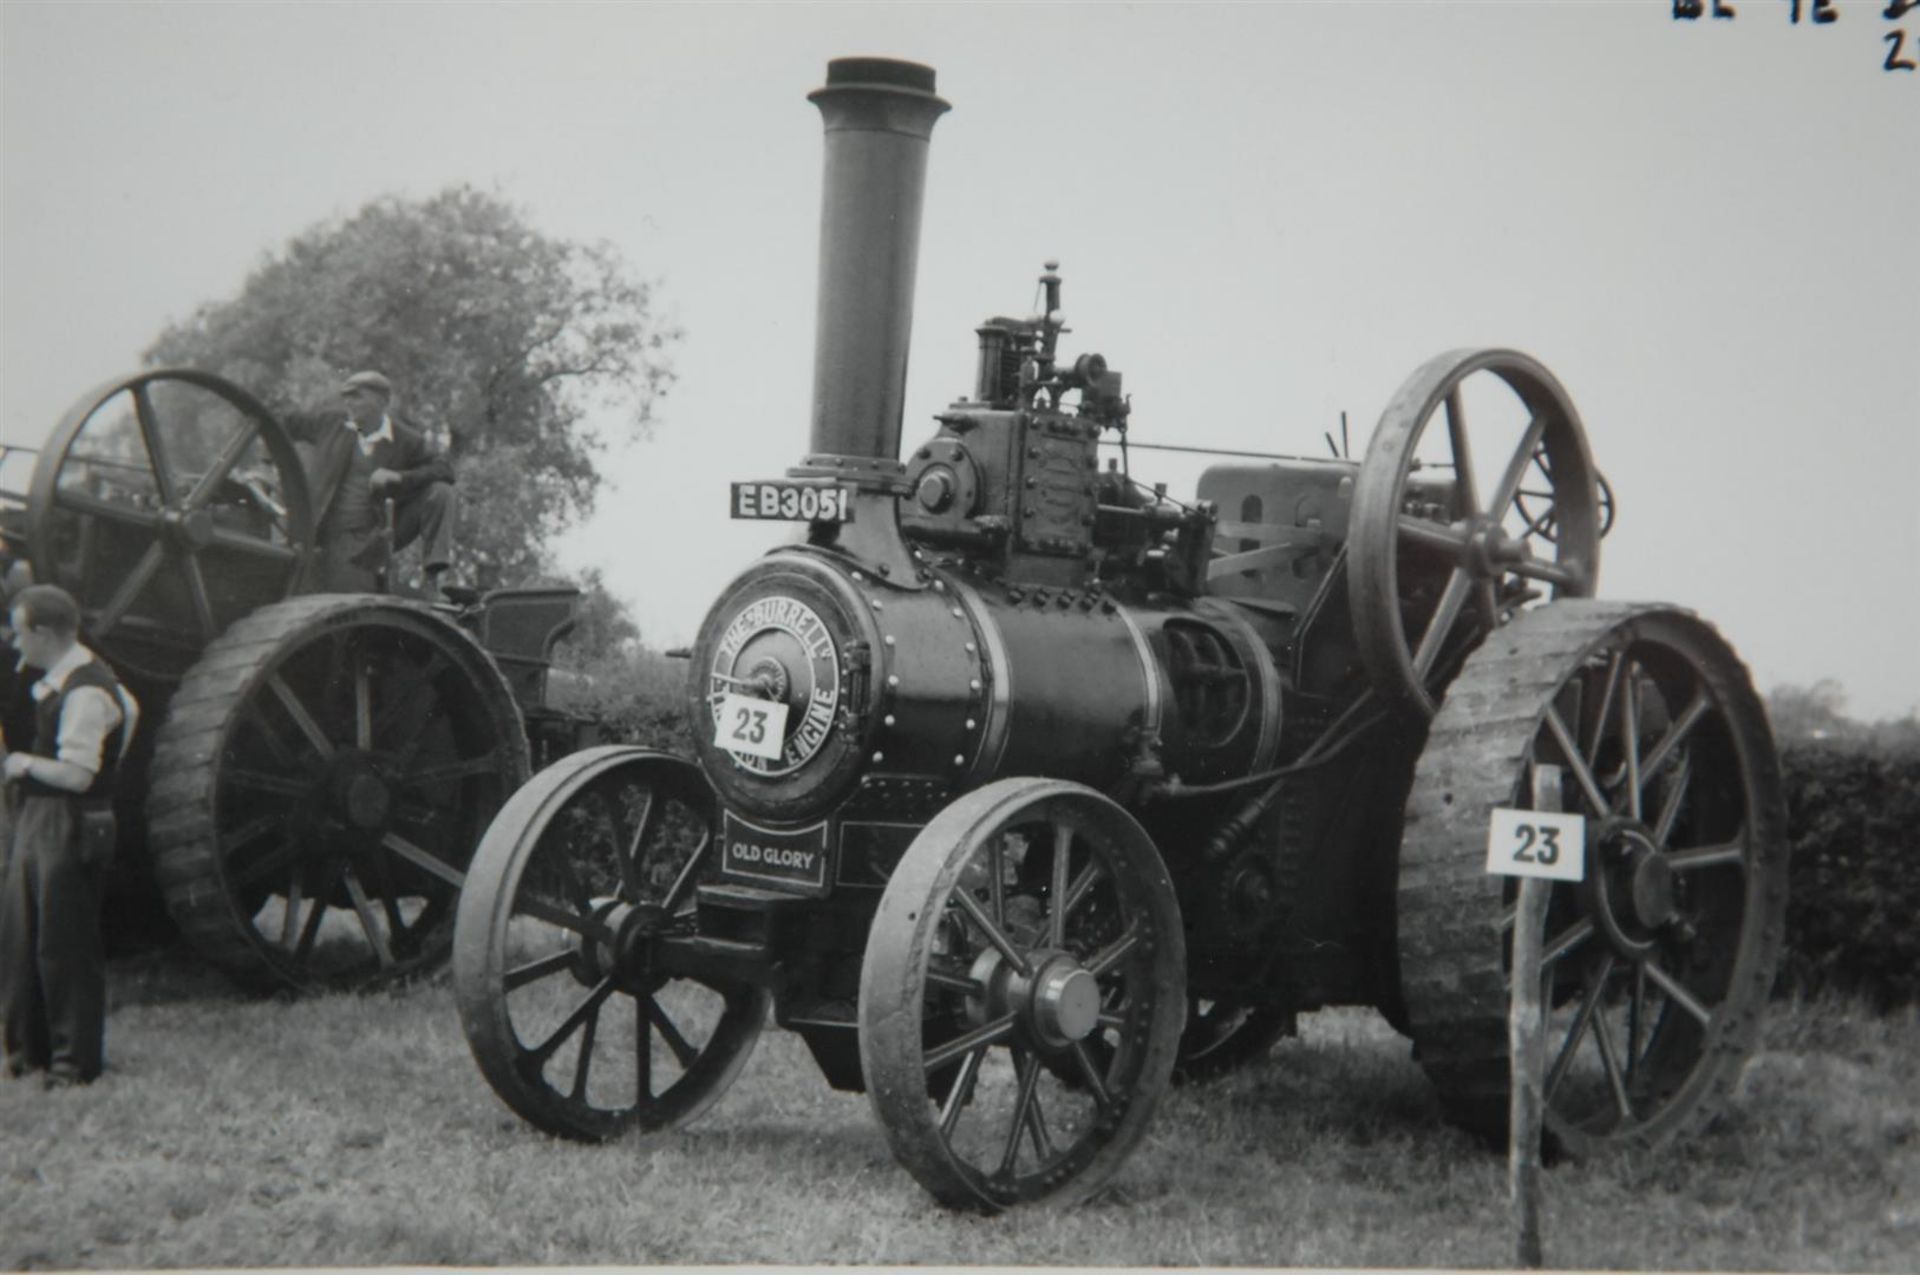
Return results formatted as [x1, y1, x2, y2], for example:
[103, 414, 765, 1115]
[454, 54, 1790, 1217]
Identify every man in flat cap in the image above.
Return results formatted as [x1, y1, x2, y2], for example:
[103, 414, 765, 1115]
[286, 370, 458, 596]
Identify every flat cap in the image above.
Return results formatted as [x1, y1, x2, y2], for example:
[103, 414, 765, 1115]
[341, 369, 394, 396]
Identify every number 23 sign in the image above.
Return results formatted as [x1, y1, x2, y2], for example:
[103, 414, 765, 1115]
[1486, 808, 1586, 882]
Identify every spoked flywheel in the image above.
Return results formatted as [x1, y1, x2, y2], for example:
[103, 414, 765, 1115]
[453, 747, 770, 1141]
[859, 778, 1186, 1211]
[148, 595, 529, 991]
[1350, 349, 1603, 716]
[29, 369, 313, 681]
[1396, 600, 1787, 1154]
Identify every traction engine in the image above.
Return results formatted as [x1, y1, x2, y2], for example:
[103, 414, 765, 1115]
[453, 58, 1788, 1211]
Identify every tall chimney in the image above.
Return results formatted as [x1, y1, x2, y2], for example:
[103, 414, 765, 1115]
[800, 58, 949, 483]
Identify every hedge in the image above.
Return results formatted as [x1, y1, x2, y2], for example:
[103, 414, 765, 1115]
[1776, 739, 1920, 1009]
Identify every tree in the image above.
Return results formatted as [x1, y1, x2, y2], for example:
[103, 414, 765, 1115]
[1767, 679, 1852, 740]
[145, 184, 678, 589]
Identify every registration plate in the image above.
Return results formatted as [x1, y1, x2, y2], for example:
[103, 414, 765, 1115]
[731, 482, 853, 523]
[721, 814, 831, 892]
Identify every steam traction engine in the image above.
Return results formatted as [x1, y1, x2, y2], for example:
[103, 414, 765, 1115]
[0, 371, 585, 992]
[452, 58, 1787, 1210]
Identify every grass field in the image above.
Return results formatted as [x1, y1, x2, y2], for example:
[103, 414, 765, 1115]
[1, 943, 1914, 1270]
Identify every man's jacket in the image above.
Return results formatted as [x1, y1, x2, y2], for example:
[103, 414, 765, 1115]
[283, 411, 455, 532]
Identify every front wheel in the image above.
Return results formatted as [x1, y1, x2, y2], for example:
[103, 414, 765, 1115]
[453, 748, 769, 1141]
[858, 778, 1186, 1211]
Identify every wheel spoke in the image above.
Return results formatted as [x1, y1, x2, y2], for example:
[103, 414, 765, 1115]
[181, 421, 261, 512]
[504, 948, 576, 991]
[131, 383, 180, 507]
[938, 1046, 987, 1137]
[293, 858, 343, 964]
[1543, 706, 1609, 816]
[1589, 1001, 1636, 1120]
[646, 995, 699, 1069]
[226, 768, 312, 800]
[514, 893, 614, 945]
[927, 958, 986, 996]
[987, 834, 1008, 927]
[227, 829, 300, 888]
[1412, 568, 1474, 679]
[1443, 387, 1482, 518]
[1049, 825, 1072, 948]
[1397, 514, 1469, 556]
[340, 864, 395, 968]
[1063, 860, 1103, 919]
[1619, 669, 1643, 821]
[999, 1049, 1045, 1174]
[1541, 916, 1595, 966]
[1545, 952, 1615, 1100]
[1508, 557, 1581, 590]
[1488, 416, 1551, 518]
[1627, 963, 1648, 1085]
[403, 750, 502, 788]
[1643, 960, 1713, 1026]
[353, 656, 373, 750]
[93, 542, 167, 636]
[621, 788, 661, 900]
[52, 487, 163, 531]
[569, 1004, 601, 1100]
[206, 529, 299, 562]
[1639, 690, 1712, 781]
[1668, 839, 1745, 872]
[266, 673, 336, 760]
[1070, 1039, 1113, 1108]
[279, 870, 306, 948]
[953, 889, 1034, 978]
[661, 828, 713, 916]
[924, 1012, 1017, 1073]
[1652, 756, 1692, 846]
[1582, 651, 1625, 766]
[529, 979, 615, 1066]
[1085, 920, 1143, 978]
[379, 831, 465, 890]
[176, 554, 219, 640]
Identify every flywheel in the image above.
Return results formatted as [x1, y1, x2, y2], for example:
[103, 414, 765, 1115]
[1395, 599, 1787, 1154]
[148, 594, 529, 991]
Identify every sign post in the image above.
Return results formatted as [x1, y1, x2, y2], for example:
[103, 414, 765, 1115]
[1487, 763, 1581, 1270]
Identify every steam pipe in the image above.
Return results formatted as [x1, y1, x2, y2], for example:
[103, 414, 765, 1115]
[799, 57, 949, 486]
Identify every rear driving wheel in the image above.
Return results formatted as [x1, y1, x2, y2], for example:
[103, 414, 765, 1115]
[148, 595, 527, 991]
[1397, 600, 1787, 1154]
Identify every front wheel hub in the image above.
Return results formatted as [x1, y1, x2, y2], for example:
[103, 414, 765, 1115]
[963, 947, 1101, 1050]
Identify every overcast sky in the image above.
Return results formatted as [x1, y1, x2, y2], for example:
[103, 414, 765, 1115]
[3, 1, 1915, 718]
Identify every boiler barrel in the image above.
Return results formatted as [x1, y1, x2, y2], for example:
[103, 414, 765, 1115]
[806, 58, 949, 471]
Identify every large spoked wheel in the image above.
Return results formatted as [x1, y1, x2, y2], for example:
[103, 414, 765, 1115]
[454, 747, 769, 1142]
[1396, 600, 1788, 1155]
[1350, 349, 1602, 716]
[859, 778, 1186, 1212]
[148, 595, 529, 991]
[30, 369, 312, 681]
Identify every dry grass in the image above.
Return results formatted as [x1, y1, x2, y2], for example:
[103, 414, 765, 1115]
[1, 944, 1914, 1270]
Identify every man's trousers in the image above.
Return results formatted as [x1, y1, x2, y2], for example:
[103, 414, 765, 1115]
[0, 796, 105, 1080]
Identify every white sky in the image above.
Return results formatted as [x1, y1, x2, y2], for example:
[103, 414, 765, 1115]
[3, 1, 1915, 717]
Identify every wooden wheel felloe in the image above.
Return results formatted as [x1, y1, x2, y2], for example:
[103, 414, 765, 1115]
[1396, 600, 1788, 1154]
[453, 748, 769, 1142]
[148, 595, 529, 991]
[1349, 349, 1602, 716]
[858, 778, 1186, 1212]
[29, 369, 312, 680]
